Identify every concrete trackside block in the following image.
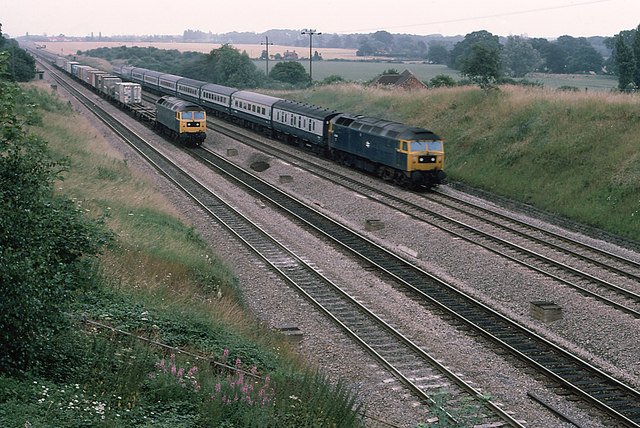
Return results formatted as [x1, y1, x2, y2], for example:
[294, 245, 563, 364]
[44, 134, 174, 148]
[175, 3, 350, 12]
[365, 219, 384, 231]
[275, 325, 302, 345]
[398, 245, 418, 258]
[227, 148, 238, 156]
[530, 301, 562, 322]
[279, 175, 293, 184]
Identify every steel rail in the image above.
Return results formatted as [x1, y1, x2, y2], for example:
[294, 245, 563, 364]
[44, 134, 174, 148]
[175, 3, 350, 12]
[34, 54, 521, 427]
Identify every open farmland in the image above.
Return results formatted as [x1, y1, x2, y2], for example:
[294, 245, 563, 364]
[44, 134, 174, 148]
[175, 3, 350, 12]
[44, 41, 619, 91]
[42, 41, 360, 60]
[254, 60, 462, 84]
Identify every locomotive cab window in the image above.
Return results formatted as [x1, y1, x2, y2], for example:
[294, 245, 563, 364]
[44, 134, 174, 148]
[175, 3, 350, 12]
[427, 141, 443, 152]
[410, 141, 427, 152]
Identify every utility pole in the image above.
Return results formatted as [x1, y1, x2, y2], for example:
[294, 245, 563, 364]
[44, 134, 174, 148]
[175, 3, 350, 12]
[261, 36, 273, 76]
[301, 29, 321, 84]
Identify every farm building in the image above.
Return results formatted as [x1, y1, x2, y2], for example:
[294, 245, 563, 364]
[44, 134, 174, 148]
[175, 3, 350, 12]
[370, 69, 426, 89]
[283, 50, 299, 60]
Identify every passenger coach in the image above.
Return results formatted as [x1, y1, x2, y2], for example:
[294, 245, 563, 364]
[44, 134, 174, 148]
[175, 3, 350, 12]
[272, 100, 339, 151]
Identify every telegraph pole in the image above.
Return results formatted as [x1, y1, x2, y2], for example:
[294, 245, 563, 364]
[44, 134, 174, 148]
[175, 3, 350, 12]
[261, 36, 273, 76]
[301, 29, 321, 84]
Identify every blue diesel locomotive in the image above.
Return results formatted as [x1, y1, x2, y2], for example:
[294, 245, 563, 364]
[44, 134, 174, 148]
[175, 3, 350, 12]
[155, 96, 207, 146]
[113, 64, 445, 187]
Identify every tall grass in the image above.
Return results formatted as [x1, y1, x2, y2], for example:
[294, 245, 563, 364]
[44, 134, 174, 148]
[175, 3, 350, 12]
[5, 82, 365, 427]
[274, 84, 640, 240]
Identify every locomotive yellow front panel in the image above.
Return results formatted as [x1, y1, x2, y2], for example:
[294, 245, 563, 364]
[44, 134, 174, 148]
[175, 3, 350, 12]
[400, 139, 444, 172]
[179, 111, 207, 134]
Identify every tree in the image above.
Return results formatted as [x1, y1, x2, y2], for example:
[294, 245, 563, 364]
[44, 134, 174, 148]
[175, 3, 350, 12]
[613, 35, 635, 90]
[530, 38, 567, 73]
[556, 35, 603, 73]
[356, 36, 376, 56]
[427, 44, 449, 64]
[372, 30, 393, 48]
[269, 61, 309, 84]
[460, 43, 503, 89]
[448, 30, 501, 70]
[502, 35, 542, 78]
[566, 45, 604, 73]
[0, 52, 111, 372]
[204, 44, 264, 88]
[611, 27, 640, 90]
[632, 24, 640, 86]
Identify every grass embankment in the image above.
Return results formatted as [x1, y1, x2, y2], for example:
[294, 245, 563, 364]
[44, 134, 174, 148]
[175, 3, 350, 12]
[0, 82, 363, 426]
[276, 84, 640, 241]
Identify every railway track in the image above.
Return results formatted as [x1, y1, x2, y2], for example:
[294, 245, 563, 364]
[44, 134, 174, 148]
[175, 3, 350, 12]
[34, 55, 522, 427]
[201, 116, 640, 318]
[34, 52, 640, 426]
[180, 106, 640, 426]
[189, 145, 640, 428]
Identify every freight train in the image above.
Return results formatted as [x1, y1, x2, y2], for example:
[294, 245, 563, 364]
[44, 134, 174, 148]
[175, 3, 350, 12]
[54, 57, 206, 146]
[111, 64, 445, 188]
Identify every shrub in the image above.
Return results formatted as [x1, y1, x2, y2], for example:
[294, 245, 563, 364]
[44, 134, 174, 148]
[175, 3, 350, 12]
[0, 66, 111, 373]
[429, 74, 458, 88]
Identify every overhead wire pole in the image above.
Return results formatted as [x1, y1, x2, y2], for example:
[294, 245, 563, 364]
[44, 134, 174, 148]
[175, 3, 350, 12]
[261, 36, 273, 76]
[301, 29, 321, 84]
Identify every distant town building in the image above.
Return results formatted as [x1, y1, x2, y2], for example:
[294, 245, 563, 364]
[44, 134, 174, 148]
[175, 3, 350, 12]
[370, 69, 427, 90]
[283, 50, 299, 60]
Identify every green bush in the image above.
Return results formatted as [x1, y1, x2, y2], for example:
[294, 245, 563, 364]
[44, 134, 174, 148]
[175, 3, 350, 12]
[0, 63, 111, 373]
[429, 74, 457, 88]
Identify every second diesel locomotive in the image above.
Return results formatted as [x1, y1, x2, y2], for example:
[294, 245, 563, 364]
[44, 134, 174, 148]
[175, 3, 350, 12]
[155, 96, 207, 146]
[112, 63, 444, 187]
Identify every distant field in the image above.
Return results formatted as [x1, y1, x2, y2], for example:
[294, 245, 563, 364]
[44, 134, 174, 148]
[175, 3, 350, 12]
[254, 60, 461, 84]
[525, 72, 618, 91]
[257, 60, 619, 91]
[44, 41, 619, 92]
[42, 41, 359, 60]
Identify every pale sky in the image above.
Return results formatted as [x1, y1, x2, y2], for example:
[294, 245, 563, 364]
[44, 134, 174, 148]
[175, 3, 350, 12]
[1, 0, 638, 39]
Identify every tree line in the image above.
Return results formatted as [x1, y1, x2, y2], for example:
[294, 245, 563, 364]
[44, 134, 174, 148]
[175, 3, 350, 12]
[446, 25, 640, 90]
[80, 45, 342, 89]
[355, 30, 611, 76]
[611, 25, 640, 91]
[0, 25, 36, 81]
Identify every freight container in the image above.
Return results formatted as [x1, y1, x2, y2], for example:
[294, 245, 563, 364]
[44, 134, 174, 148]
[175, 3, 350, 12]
[72, 64, 88, 78]
[102, 77, 123, 97]
[96, 74, 121, 95]
[81, 67, 97, 85]
[114, 82, 142, 104]
[65, 61, 79, 74]
[89, 70, 109, 88]
[55, 57, 65, 68]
